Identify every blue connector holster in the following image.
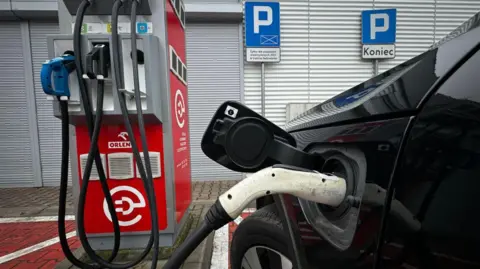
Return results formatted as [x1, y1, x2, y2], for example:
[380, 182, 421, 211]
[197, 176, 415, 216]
[40, 54, 76, 99]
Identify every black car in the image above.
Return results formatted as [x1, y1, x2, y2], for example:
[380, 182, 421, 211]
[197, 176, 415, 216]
[202, 11, 480, 269]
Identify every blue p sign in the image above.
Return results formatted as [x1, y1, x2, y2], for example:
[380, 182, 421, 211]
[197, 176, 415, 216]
[245, 2, 281, 48]
[361, 9, 396, 44]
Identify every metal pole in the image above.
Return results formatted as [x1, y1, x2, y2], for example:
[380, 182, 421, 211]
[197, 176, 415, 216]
[261, 62, 266, 116]
[373, 60, 379, 76]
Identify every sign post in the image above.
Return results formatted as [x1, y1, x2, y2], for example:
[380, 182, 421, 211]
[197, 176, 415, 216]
[245, 1, 281, 116]
[361, 8, 397, 74]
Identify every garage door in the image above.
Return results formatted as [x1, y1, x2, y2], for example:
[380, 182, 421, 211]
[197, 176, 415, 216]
[0, 22, 36, 187]
[186, 23, 242, 181]
[29, 21, 74, 186]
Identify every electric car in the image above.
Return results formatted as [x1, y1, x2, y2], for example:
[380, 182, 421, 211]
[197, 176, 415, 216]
[200, 12, 480, 269]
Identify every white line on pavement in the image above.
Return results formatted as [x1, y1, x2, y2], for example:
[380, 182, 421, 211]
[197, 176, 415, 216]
[210, 209, 256, 269]
[0, 215, 75, 223]
[210, 223, 228, 269]
[0, 231, 77, 264]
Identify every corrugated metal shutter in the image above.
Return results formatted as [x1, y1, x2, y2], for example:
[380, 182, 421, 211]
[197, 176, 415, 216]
[376, 0, 435, 73]
[245, 0, 480, 127]
[309, 0, 373, 106]
[435, 0, 480, 42]
[0, 22, 36, 187]
[29, 21, 71, 186]
[186, 23, 242, 180]
[244, 1, 310, 127]
[244, 1, 375, 127]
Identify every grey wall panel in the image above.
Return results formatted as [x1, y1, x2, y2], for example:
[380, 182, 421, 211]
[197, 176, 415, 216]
[29, 21, 73, 186]
[0, 22, 36, 187]
[375, 0, 435, 72]
[435, 0, 480, 42]
[186, 23, 242, 181]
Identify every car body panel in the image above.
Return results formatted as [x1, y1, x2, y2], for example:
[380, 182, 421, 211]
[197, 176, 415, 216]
[288, 118, 410, 268]
[378, 43, 480, 269]
[285, 12, 480, 269]
[286, 23, 480, 133]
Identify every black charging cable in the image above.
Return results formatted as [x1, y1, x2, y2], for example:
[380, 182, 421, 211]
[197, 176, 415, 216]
[57, 1, 120, 268]
[109, 0, 161, 268]
[63, 0, 159, 268]
[130, 0, 161, 266]
[58, 1, 159, 268]
[78, 0, 160, 267]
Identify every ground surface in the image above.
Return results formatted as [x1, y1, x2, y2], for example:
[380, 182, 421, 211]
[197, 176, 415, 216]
[0, 180, 241, 269]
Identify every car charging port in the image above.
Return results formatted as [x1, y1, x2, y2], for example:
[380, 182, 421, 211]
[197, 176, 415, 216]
[318, 154, 357, 221]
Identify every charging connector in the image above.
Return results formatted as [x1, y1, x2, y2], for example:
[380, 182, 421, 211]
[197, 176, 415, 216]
[84, 43, 110, 80]
[164, 165, 347, 269]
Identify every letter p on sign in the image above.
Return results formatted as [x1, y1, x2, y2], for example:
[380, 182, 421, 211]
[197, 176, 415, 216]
[254, 6, 273, 33]
[370, 13, 389, 39]
[361, 9, 396, 44]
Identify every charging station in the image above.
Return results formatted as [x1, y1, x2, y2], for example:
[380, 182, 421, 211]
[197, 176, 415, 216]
[45, 0, 191, 249]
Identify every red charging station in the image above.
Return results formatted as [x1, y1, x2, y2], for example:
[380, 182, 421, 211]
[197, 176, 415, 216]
[50, 0, 192, 248]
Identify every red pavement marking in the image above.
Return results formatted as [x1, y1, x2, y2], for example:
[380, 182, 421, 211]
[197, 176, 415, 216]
[0, 221, 78, 269]
[0, 221, 76, 256]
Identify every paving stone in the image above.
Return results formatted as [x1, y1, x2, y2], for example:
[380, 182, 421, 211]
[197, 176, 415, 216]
[0, 180, 241, 268]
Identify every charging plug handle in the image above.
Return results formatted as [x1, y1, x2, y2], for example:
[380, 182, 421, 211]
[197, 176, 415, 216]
[218, 165, 347, 219]
[40, 55, 75, 97]
[85, 44, 110, 79]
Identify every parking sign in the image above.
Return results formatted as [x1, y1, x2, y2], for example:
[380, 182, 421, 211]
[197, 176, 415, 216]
[362, 9, 396, 44]
[245, 1, 281, 62]
[361, 9, 396, 59]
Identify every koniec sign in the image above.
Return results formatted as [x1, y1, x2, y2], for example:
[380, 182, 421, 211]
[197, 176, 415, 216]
[361, 9, 397, 59]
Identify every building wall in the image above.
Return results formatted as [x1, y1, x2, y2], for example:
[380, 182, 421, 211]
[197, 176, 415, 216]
[0, 1, 244, 187]
[244, 0, 480, 127]
[0, 0, 479, 186]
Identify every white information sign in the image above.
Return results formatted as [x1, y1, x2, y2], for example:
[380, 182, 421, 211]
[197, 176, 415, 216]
[362, 44, 396, 59]
[246, 48, 281, 63]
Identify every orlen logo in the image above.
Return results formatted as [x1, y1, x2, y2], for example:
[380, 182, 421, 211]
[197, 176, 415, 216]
[108, 132, 132, 149]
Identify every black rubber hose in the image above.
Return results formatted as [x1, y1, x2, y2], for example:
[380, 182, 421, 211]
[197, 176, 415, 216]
[78, 0, 159, 268]
[76, 80, 130, 267]
[72, 1, 121, 255]
[163, 221, 214, 269]
[113, 0, 160, 265]
[131, 0, 161, 266]
[165, 200, 233, 269]
[58, 101, 94, 269]
[111, 0, 124, 89]
[58, 0, 120, 267]
[131, 0, 154, 193]
[76, 2, 157, 266]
